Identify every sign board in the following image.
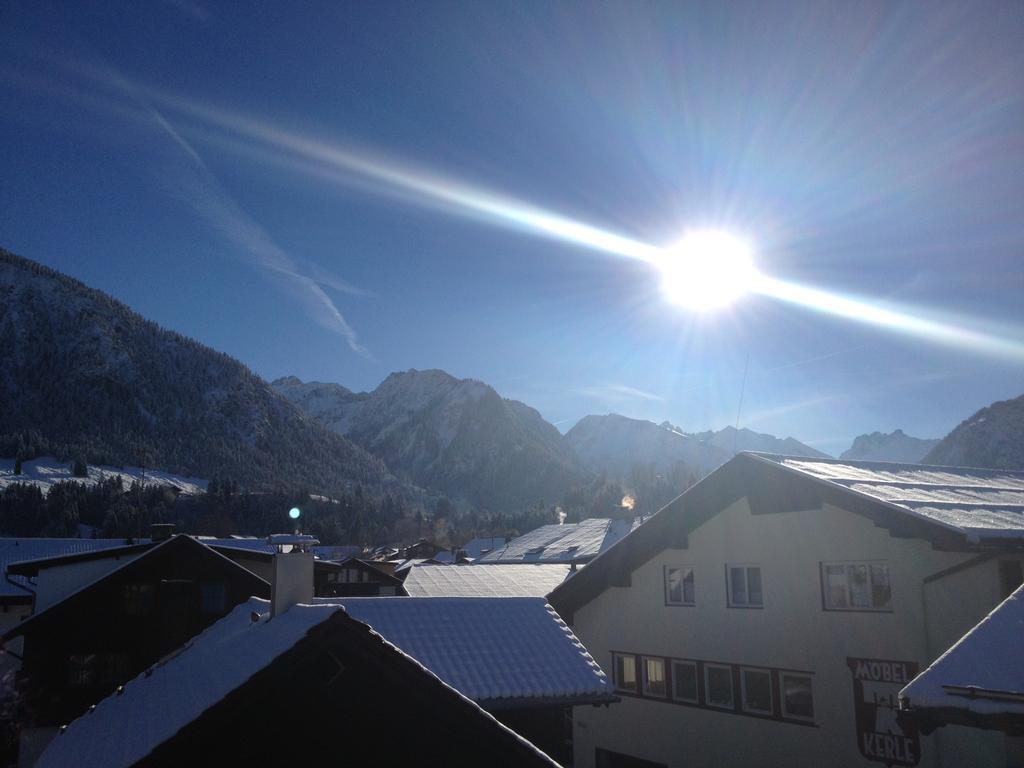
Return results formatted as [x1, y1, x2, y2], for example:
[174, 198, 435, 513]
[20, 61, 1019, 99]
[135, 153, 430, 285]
[846, 657, 921, 766]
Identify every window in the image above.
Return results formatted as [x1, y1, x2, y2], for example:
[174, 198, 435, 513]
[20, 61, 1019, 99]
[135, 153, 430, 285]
[671, 660, 698, 703]
[199, 582, 227, 614]
[123, 583, 155, 616]
[613, 653, 638, 693]
[642, 657, 667, 698]
[822, 562, 892, 611]
[781, 674, 815, 720]
[664, 566, 695, 606]
[740, 668, 773, 714]
[727, 565, 763, 607]
[705, 664, 734, 709]
[68, 653, 130, 687]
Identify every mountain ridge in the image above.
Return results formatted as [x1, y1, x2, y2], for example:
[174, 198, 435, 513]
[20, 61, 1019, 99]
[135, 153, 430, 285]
[0, 248, 395, 494]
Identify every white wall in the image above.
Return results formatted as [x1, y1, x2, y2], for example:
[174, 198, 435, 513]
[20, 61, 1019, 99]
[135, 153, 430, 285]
[33, 555, 143, 612]
[570, 497, 996, 768]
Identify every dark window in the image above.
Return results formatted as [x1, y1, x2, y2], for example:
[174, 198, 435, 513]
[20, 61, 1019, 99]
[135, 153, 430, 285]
[705, 664, 734, 709]
[643, 657, 667, 698]
[741, 668, 772, 714]
[665, 566, 695, 605]
[199, 582, 227, 614]
[68, 653, 130, 687]
[727, 565, 763, 607]
[781, 674, 815, 720]
[123, 583, 155, 616]
[822, 562, 892, 611]
[614, 653, 637, 693]
[671, 660, 698, 703]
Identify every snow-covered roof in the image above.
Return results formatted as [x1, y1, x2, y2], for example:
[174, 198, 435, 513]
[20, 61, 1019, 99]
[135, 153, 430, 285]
[459, 536, 507, 559]
[37, 598, 341, 768]
[899, 583, 1024, 725]
[403, 563, 571, 598]
[334, 596, 611, 706]
[762, 455, 1024, 541]
[475, 518, 642, 564]
[39, 597, 566, 768]
[0, 538, 139, 598]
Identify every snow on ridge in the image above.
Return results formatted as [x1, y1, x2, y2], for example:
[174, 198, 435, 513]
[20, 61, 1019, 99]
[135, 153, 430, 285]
[0, 457, 207, 495]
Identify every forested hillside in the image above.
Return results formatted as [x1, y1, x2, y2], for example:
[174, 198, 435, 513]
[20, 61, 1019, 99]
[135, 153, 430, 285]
[0, 249, 393, 494]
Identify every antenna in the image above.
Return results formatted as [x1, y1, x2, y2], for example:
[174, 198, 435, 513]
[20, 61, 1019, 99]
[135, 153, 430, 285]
[733, 352, 750, 456]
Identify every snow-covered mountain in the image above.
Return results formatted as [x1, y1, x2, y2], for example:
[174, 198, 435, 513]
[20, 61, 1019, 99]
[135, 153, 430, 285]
[0, 248, 393, 493]
[688, 426, 829, 460]
[566, 414, 731, 478]
[565, 415, 826, 480]
[840, 429, 940, 463]
[924, 393, 1024, 470]
[273, 370, 585, 510]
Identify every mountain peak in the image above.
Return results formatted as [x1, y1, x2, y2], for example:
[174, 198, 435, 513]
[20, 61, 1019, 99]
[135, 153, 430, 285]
[840, 430, 939, 463]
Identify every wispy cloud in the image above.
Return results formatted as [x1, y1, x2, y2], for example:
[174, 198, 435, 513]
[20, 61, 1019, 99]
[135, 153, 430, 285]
[89, 65, 371, 357]
[577, 383, 665, 404]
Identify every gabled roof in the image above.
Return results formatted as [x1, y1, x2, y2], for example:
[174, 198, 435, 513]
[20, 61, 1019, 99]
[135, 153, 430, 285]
[459, 535, 507, 559]
[899, 583, 1024, 733]
[475, 518, 641, 564]
[0, 538, 147, 600]
[333, 557, 404, 586]
[403, 563, 572, 598]
[764, 455, 1024, 540]
[333, 596, 613, 708]
[38, 598, 558, 768]
[550, 453, 1013, 621]
[5, 540, 153, 579]
[1, 535, 269, 641]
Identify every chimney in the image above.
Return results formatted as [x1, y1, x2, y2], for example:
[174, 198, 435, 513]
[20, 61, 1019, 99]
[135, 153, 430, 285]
[268, 534, 319, 617]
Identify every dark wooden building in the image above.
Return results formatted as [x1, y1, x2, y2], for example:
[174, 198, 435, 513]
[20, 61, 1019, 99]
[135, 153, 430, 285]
[37, 600, 560, 768]
[2, 535, 268, 737]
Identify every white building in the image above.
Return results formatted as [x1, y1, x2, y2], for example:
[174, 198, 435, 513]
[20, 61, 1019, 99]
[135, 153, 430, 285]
[549, 453, 1024, 768]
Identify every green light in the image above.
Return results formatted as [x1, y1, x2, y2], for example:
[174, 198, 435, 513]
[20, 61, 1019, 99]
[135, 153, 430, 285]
[289, 507, 301, 520]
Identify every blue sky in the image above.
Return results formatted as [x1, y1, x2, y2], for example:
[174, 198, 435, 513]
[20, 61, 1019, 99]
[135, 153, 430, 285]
[2, 1, 1022, 454]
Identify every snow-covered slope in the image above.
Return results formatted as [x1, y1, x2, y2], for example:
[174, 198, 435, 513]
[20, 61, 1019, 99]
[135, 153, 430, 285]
[840, 429, 939, 463]
[566, 415, 826, 480]
[0, 457, 206, 495]
[273, 370, 585, 510]
[0, 248, 392, 493]
[924, 393, 1024, 470]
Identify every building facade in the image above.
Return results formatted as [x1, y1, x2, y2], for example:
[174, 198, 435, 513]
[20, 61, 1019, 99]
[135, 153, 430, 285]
[550, 453, 1024, 768]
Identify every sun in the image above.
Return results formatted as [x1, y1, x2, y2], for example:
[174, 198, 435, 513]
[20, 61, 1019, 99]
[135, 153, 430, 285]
[659, 230, 757, 311]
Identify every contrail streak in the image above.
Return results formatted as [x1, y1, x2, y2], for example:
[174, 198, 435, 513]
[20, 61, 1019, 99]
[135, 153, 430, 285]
[45, 67, 1024, 365]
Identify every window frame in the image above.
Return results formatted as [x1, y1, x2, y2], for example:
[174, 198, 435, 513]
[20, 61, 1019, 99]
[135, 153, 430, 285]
[664, 565, 696, 607]
[670, 659, 699, 704]
[820, 560, 893, 612]
[780, 672, 816, 722]
[612, 652, 638, 694]
[704, 663, 735, 710]
[726, 564, 763, 608]
[642, 656, 668, 698]
[739, 666, 773, 715]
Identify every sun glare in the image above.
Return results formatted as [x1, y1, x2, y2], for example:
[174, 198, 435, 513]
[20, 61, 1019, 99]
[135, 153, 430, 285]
[659, 230, 757, 311]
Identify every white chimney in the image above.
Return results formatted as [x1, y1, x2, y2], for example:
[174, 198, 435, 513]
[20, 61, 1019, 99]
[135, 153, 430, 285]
[268, 534, 318, 617]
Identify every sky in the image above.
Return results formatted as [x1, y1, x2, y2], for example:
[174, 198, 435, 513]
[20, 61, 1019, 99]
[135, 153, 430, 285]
[1, 1, 1022, 455]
